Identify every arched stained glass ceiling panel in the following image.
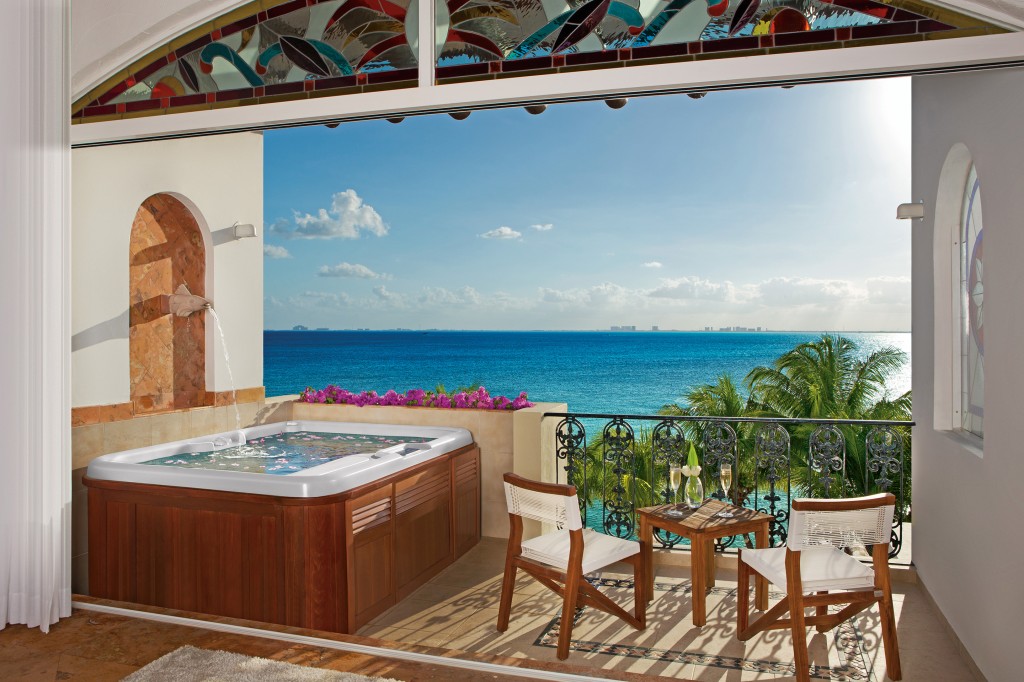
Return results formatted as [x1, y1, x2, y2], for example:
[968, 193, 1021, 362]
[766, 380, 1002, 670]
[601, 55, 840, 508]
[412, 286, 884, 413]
[73, 0, 420, 123]
[73, 0, 1005, 122]
[434, 0, 1005, 82]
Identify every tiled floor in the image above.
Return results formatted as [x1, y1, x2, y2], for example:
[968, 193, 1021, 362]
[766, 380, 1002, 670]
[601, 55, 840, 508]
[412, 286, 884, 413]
[358, 539, 978, 681]
[0, 597, 665, 682]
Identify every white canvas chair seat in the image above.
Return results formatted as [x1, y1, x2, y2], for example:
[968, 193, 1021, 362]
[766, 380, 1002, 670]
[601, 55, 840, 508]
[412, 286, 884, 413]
[521, 528, 640, 575]
[740, 546, 875, 592]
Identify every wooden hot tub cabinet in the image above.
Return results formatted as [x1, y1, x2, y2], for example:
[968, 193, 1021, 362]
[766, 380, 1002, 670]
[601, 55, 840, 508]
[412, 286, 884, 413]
[85, 444, 480, 633]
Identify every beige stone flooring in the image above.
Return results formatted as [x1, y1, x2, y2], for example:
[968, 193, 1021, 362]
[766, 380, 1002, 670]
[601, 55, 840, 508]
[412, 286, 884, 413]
[358, 538, 978, 681]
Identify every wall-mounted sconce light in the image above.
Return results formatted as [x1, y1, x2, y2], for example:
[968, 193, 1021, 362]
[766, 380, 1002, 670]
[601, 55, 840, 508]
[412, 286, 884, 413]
[896, 202, 925, 220]
[232, 222, 257, 239]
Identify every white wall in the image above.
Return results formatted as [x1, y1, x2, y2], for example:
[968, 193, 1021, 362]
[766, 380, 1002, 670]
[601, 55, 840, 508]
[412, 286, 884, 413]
[912, 68, 1024, 682]
[71, 133, 263, 407]
[71, 0, 244, 99]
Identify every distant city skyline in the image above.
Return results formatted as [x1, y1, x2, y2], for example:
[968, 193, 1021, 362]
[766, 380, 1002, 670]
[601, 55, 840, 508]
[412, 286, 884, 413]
[263, 78, 911, 331]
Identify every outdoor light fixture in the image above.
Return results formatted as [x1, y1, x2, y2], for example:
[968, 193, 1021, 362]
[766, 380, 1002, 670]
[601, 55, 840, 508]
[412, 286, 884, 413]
[387, 117, 405, 124]
[605, 98, 628, 109]
[232, 222, 257, 239]
[324, 122, 340, 128]
[449, 111, 471, 120]
[524, 104, 547, 115]
[896, 202, 926, 220]
[687, 91, 707, 100]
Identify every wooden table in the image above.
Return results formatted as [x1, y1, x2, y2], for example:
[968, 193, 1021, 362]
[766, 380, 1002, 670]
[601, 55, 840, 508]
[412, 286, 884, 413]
[638, 499, 773, 627]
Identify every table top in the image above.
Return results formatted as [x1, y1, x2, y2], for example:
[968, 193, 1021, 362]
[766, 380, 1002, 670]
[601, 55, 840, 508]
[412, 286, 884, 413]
[638, 499, 773, 534]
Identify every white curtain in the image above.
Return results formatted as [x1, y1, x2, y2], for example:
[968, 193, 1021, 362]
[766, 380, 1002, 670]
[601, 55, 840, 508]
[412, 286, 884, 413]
[0, 0, 72, 632]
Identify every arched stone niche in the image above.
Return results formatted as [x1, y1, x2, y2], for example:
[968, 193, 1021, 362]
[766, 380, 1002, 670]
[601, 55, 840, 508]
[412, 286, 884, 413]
[128, 193, 207, 414]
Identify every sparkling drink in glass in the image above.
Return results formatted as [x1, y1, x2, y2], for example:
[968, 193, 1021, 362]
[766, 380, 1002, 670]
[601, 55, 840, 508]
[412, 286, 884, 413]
[667, 465, 684, 517]
[717, 463, 734, 517]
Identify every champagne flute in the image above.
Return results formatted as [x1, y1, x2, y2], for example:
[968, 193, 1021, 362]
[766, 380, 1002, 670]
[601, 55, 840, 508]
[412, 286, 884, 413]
[667, 465, 684, 517]
[717, 463, 734, 517]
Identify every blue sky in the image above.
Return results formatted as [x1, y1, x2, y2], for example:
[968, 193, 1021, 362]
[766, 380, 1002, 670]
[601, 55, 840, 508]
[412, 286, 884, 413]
[263, 78, 910, 331]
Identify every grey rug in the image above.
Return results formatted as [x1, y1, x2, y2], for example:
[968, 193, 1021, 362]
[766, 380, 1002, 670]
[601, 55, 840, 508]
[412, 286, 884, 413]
[123, 646, 403, 682]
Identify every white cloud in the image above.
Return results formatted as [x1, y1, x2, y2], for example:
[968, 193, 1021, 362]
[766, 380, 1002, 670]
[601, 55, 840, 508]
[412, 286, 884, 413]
[318, 262, 389, 280]
[540, 283, 637, 308]
[648, 276, 739, 302]
[755, 277, 864, 306]
[643, 261, 663, 269]
[290, 291, 352, 308]
[372, 285, 406, 307]
[865, 276, 911, 305]
[480, 226, 522, 240]
[263, 244, 292, 259]
[418, 286, 484, 307]
[272, 189, 388, 239]
[531, 223, 554, 231]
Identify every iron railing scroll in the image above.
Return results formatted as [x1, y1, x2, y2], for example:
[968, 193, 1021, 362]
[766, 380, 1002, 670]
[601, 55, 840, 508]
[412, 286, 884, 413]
[550, 413, 913, 559]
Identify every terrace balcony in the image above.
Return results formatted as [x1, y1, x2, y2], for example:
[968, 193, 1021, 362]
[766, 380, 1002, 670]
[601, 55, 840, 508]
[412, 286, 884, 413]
[344, 411, 961, 681]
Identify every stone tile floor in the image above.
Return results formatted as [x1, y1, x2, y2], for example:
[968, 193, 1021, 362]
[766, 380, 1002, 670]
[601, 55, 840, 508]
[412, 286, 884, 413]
[358, 538, 978, 681]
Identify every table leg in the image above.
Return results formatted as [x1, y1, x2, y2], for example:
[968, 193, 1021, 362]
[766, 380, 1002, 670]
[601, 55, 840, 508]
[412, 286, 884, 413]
[706, 540, 717, 588]
[691, 534, 707, 627]
[640, 516, 654, 603]
[754, 523, 769, 611]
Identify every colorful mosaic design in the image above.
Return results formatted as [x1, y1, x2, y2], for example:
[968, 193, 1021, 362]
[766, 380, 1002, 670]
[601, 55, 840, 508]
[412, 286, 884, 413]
[435, 0, 1003, 82]
[73, 0, 420, 123]
[535, 577, 873, 680]
[73, 0, 1004, 122]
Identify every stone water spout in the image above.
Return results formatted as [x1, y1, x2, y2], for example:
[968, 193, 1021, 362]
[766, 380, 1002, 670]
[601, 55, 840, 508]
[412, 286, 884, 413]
[167, 284, 211, 317]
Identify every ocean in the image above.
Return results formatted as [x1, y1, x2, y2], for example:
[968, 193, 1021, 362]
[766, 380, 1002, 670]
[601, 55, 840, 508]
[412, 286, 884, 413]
[263, 331, 911, 414]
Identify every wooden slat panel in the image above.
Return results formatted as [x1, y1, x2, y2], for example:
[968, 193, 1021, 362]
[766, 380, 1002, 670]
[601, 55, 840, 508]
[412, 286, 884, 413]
[195, 510, 244, 619]
[351, 523, 393, 629]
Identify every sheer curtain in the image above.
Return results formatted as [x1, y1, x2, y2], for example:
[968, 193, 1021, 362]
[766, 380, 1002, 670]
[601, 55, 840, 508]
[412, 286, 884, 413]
[0, 0, 72, 632]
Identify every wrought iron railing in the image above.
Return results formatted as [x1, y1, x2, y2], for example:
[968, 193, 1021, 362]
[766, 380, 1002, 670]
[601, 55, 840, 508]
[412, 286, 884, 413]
[545, 413, 913, 558]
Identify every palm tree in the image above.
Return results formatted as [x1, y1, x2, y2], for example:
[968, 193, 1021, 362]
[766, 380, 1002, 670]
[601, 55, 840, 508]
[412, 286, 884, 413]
[745, 334, 912, 505]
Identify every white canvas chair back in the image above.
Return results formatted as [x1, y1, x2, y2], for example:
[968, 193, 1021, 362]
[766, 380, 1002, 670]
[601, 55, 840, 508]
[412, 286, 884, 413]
[504, 480, 583, 531]
[787, 493, 894, 551]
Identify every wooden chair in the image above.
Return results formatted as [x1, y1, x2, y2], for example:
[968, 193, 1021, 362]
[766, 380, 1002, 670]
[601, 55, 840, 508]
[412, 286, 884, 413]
[496, 473, 646, 660]
[736, 493, 901, 682]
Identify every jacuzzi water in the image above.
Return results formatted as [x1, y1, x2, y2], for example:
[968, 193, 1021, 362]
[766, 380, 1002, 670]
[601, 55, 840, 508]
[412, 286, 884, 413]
[142, 431, 430, 475]
[87, 420, 473, 497]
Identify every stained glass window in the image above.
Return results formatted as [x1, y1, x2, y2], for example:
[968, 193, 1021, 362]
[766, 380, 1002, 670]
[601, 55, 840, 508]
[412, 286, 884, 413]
[434, 0, 1002, 83]
[72, 0, 1004, 122]
[959, 164, 983, 438]
[73, 0, 420, 123]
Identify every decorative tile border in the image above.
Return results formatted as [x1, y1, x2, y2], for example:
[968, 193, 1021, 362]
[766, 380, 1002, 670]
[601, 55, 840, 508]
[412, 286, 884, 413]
[533, 578, 873, 681]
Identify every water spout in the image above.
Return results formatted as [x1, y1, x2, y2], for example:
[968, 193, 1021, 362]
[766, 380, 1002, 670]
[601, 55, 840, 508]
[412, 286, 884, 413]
[167, 284, 211, 317]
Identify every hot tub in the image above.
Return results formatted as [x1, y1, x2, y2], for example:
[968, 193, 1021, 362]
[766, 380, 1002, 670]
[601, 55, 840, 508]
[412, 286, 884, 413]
[85, 420, 481, 633]
[87, 419, 474, 497]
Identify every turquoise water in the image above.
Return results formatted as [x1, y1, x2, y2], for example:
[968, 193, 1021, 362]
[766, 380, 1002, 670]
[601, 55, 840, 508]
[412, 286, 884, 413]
[143, 431, 428, 475]
[264, 330, 911, 413]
